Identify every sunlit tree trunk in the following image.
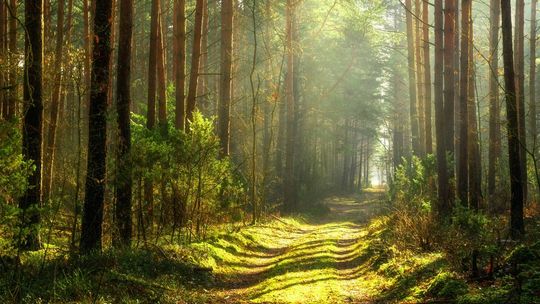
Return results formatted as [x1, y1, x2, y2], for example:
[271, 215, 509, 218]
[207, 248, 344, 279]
[157, 9, 167, 131]
[444, 0, 456, 205]
[219, 0, 233, 155]
[186, 0, 205, 131]
[174, 0, 185, 130]
[405, 0, 420, 156]
[501, 0, 525, 239]
[468, 22, 481, 211]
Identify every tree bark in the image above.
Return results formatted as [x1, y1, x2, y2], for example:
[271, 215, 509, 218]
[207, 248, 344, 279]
[157, 8, 167, 132]
[415, 0, 425, 157]
[515, 0, 527, 201]
[80, 0, 113, 253]
[114, 0, 133, 248]
[457, 0, 471, 206]
[501, 0, 525, 239]
[43, 0, 66, 203]
[423, 0, 432, 154]
[405, 0, 421, 156]
[219, 0, 233, 155]
[186, 0, 205, 131]
[20, 0, 43, 250]
[444, 0, 457, 171]
[530, 0, 537, 159]
[434, 0, 450, 217]
[174, 0, 186, 130]
[488, 0, 501, 207]
[147, 0, 159, 129]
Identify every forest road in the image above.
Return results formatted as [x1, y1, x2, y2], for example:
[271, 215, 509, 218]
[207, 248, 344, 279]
[210, 189, 387, 304]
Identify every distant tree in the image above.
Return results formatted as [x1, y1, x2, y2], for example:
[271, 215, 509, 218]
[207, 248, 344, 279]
[422, 0, 432, 154]
[514, 0, 527, 201]
[80, 0, 113, 253]
[20, 0, 44, 250]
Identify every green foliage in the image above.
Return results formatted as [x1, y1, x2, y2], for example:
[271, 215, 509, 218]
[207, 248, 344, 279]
[426, 272, 468, 300]
[0, 121, 32, 254]
[130, 112, 246, 240]
[391, 156, 438, 251]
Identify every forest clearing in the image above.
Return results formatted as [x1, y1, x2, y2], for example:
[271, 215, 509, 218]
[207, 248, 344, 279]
[2, 0, 540, 303]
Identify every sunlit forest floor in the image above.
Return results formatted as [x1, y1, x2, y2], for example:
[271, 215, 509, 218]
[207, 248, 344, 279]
[4, 189, 531, 303]
[200, 189, 447, 304]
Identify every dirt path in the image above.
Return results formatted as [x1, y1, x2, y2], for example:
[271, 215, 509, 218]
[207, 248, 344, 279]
[209, 190, 387, 304]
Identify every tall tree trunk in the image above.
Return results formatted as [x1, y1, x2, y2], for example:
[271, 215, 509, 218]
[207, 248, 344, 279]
[434, 0, 450, 217]
[488, 0, 501, 208]
[185, 0, 205, 131]
[114, 0, 133, 248]
[80, 0, 113, 253]
[530, 0, 537, 160]
[0, 1, 6, 120]
[157, 9, 167, 131]
[174, 0, 185, 130]
[219, 0, 233, 155]
[501, 0, 525, 239]
[468, 23, 481, 211]
[444, 0, 456, 167]
[515, 0, 527, 201]
[405, 0, 420, 156]
[284, 0, 296, 212]
[43, 0, 66, 203]
[423, 0, 432, 154]
[83, 0, 92, 109]
[20, 0, 43, 250]
[198, 0, 208, 111]
[457, 0, 471, 206]
[415, 0, 426, 157]
[147, 0, 159, 129]
[6, 0, 17, 119]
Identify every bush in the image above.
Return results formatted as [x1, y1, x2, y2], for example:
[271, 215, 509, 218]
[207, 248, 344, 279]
[391, 156, 438, 251]
[130, 112, 246, 242]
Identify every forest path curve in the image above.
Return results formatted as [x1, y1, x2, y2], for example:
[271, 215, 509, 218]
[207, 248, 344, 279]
[207, 189, 387, 304]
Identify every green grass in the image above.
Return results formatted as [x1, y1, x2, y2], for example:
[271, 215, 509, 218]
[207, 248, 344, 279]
[2, 190, 531, 303]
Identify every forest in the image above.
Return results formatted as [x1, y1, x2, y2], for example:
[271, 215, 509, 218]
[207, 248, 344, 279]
[1, 0, 540, 303]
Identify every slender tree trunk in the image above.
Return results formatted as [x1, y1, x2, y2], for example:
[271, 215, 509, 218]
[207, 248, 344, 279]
[457, 0, 471, 206]
[20, 0, 43, 250]
[219, 0, 233, 155]
[488, 0, 501, 208]
[174, 0, 185, 130]
[7, 0, 17, 119]
[423, 0, 432, 154]
[515, 0, 527, 202]
[444, 0, 457, 172]
[198, 0, 208, 111]
[114, 0, 133, 248]
[434, 0, 450, 216]
[283, 0, 296, 212]
[415, 0, 426, 157]
[468, 24, 481, 211]
[43, 0, 66, 203]
[80, 0, 113, 253]
[83, 0, 92, 109]
[0, 1, 6, 120]
[501, 0, 525, 239]
[405, 0, 420, 156]
[147, 0, 159, 129]
[186, 0, 205, 131]
[530, 0, 537, 160]
[157, 9, 167, 131]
